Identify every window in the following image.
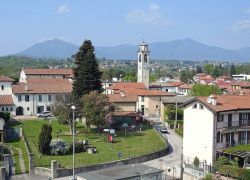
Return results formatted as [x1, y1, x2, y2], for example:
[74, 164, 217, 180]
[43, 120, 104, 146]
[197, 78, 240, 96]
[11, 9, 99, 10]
[240, 113, 248, 120]
[39, 95, 42, 102]
[10, 107, 13, 111]
[48, 95, 52, 101]
[199, 104, 204, 109]
[6, 107, 8, 111]
[156, 105, 159, 108]
[192, 103, 197, 109]
[1, 107, 4, 111]
[217, 132, 221, 143]
[138, 54, 141, 62]
[218, 114, 224, 122]
[1, 85, 4, 90]
[25, 95, 29, 102]
[18, 95, 22, 102]
[141, 96, 144, 102]
[27, 107, 29, 111]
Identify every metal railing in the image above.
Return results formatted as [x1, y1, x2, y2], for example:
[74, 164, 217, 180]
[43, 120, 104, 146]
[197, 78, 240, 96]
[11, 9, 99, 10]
[217, 120, 250, 129]
[216, 139, 250, 149]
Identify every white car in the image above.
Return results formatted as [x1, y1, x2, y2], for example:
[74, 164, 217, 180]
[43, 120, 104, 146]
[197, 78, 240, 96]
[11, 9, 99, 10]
[36, 111, 53, 118]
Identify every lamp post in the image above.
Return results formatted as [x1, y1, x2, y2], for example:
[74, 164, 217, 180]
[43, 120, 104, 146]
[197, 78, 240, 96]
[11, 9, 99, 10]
[71, 105, 76, 180]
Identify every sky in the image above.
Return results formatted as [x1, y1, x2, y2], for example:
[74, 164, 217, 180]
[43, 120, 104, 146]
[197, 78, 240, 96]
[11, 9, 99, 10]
[1, 0, 250, 56]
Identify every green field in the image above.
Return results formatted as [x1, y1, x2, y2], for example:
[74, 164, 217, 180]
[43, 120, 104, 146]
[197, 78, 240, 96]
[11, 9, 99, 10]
[19, 119, 166, 168]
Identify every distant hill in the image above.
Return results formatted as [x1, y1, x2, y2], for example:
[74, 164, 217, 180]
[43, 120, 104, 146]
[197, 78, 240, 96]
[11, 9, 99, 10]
[16, 38, 250, 61]
[18, 39, 79, 59]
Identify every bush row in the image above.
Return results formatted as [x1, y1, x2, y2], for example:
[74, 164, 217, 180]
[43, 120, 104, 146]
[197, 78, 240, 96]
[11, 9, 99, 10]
[219, 165, 250, 179]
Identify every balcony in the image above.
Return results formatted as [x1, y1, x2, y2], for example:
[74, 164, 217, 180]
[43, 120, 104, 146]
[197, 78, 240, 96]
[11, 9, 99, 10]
[216, 140, 250, 149]
[217, 121, 239, 129]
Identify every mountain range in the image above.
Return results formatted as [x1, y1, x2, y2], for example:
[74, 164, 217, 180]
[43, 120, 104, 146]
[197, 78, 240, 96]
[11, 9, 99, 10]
[16, 39, 250, 62]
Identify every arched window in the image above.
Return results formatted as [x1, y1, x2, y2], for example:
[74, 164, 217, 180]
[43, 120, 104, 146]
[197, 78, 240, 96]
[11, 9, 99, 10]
[192, 103, 197, 109]
[139, 54, 141, 62]
[144, 54, 147, 63]
[199, 104, 204, 109]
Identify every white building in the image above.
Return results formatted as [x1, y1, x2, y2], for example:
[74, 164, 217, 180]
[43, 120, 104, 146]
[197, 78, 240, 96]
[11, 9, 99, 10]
[0, 75, 15, 116]
[232, 74, 250, 81]
[12, 78, 72, 116]
[183, 95, 250, 167]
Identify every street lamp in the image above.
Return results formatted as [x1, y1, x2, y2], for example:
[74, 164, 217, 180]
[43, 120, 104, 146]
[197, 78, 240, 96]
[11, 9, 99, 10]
[71, 105, 76, 180]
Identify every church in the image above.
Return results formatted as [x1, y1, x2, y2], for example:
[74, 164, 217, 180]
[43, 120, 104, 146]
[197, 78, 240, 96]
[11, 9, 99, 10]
[107, 42, 174, 119]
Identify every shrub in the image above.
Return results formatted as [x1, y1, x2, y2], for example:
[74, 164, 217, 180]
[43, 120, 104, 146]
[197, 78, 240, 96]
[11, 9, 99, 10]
[50, 138, 69, 155]
[193, 156, 200, 168]
[204, 173, 213, 180]
[215, 156, 229, 168]
[69, 141, 86, 153]
[38, 124, 52, 155]
[218, 165, 250, 179]
[0, 112, 10, 121]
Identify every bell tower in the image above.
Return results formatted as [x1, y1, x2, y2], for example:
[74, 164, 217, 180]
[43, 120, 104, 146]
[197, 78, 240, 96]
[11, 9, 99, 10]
[137, 41, 150, 88]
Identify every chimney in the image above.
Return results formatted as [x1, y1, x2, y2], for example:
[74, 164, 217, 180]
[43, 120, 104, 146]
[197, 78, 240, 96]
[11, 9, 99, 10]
[24, 85, 28, 91]
[120, 91, 125, 98]
[207, 95, 213, 104]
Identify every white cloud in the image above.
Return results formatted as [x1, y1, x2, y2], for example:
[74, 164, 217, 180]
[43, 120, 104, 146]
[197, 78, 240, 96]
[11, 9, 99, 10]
[57, 3, 70, 14]
[233, 20, 250, 30]
[245, 8, 250, 14]
[126, 3, 167, 26]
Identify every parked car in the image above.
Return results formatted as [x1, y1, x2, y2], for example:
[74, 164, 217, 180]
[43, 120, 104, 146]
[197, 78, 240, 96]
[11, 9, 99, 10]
[36, 111, 53, 118]
[160, 127, 168, 134]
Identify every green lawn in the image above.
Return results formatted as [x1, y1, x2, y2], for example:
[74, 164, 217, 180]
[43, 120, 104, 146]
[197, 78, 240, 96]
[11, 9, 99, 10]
[21, 119, 166, 168]
[224, 144, 250, 153]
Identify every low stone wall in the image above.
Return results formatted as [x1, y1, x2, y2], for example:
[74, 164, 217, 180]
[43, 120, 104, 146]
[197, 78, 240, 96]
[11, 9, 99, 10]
[35, 167, 51, 177]
[56, 147, 168, 178]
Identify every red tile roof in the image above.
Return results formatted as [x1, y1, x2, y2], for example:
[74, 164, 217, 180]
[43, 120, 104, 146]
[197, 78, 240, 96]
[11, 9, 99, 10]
[0, 75, 15, 82]
[122, 89, 174, 96]
[107, 82, 147, 90]
[0, 95, 14, 105]
[108, 94, 137, 103]
[163, 82, 185, 87]
[23, 68, 73, 75]
[197, 95, 250, 112]
[12, 78, 72, 94]
[179, 84, 193, 89]
[231, 81, 250, 88]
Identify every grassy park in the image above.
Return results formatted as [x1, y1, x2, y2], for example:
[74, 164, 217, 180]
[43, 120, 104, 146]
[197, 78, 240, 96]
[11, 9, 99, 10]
[8, 119, 166, 169]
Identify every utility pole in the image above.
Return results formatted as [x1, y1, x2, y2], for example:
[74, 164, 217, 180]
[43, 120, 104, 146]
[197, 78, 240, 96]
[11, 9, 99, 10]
[174, 102, 178, 129]
[71, 105, 76, 180]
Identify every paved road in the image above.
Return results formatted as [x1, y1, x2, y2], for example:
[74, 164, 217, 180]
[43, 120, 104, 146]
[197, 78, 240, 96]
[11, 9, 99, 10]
[143, 122, 183, 168]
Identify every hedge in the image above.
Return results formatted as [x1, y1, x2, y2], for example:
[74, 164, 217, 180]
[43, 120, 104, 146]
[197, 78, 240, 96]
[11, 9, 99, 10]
[219, 165, 250, 179]
[0, 112, 10, 121]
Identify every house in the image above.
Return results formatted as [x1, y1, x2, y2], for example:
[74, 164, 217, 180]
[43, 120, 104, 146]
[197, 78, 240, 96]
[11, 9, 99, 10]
[0, 76, 15, 116]
[19, 68, 73, 82]
[108, 93, 137, 112]
[182, 95, 250, 167]
[76, 164, 163, 180]
[232, 74, 250, 81]
[11, 78, 72, 116]
[178, 84, 193, 96]
[149, 82, 185, 94]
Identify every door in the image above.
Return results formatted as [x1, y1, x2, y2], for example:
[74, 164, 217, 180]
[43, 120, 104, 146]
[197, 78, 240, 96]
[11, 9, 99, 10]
[37, 106, 44, 113]
[16, 106, 24, 116]
[141, 105, 145, 115]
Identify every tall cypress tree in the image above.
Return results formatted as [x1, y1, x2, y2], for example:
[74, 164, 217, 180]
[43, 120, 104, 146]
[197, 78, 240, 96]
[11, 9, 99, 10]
[72, 40, 102, 108]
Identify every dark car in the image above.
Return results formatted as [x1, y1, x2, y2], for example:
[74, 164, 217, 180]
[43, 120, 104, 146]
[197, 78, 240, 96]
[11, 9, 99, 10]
[160, 127, 168, 133]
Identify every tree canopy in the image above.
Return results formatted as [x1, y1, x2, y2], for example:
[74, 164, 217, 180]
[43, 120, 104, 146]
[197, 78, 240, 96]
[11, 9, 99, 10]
[82, 91, 115, 130]
[190, 84, 222, 96]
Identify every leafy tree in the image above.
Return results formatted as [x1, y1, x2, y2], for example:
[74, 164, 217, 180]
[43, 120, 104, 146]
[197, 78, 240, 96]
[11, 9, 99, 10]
[212, 66, 224, 78]
[204, 64, 214, 75]
[82, 91, 115, 131]
[180, 70, 195, 83]
[53, 95, 74, 133]
[193, 156, 200, 168]
[38, 124, 52, 155]
[190, 84, 222, 96]
[72, 40, 102, 109]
